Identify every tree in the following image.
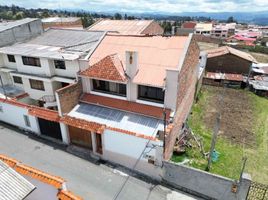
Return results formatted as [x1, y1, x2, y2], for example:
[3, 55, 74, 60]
[227, 16, 236, 23]
[114, 13, 122, 20]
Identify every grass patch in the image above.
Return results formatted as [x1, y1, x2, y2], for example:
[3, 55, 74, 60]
[172, 86, 268, 183]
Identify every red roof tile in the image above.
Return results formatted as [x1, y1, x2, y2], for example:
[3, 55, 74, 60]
[205, 72, 243, 81]
[0, 97, 29, 108]
[15, 164, 65, 189]
[61, 115, 105, 134]
[58, 190, 83, 200]
[80, 93, 170, 120]
[0, 154, 82, 199]
[80, 54, 127, 82]
[28, 106, 60, 122]
[182, 22, 196, 29]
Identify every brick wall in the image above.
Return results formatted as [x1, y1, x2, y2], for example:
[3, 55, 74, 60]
[56, 80, 82, 115]
[42, 19, 83, 29]
[164, 36, 200, 160]
[206, 54, 252, 75]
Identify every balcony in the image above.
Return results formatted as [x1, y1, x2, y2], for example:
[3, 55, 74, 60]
[40, 95, 57, 108]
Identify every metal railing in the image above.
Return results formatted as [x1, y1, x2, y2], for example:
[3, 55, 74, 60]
[247, 182, 268, 200]
[40, 95, 56, 103]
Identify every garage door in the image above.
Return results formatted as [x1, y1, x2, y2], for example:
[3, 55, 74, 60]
[68, 126, 93, 150]
[38, 118, 62, 140]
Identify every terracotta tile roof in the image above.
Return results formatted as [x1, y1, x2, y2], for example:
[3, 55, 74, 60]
[58, 190, 83, 200]
[15, 164, 65, 189]
[0, 154, 18, 168]
[182, 22, 196, 29]
[0, 154, 82, 199]
[89, 35, 188, 87]
[206, 46, 257, 62]
[0, 97, 29, 108]
[107, 127, 157, 141]
[80, 93, 170, 120]
[80, 54, 127, 82]
[61, 115, 105, 134]
[28, 106, 60, 122]
[205, 72, 244, 81]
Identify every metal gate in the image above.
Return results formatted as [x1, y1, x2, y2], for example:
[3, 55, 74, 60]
[247, 182, 268, 200]
[38, 118, 62, 140]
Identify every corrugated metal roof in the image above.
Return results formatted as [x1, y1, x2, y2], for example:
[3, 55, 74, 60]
[0, 18, 39, 32]
[68, 103, 164, 137]
[0, 161, 35, 200]
[88, 19, 154, 35]
[0, 29, 105, 59]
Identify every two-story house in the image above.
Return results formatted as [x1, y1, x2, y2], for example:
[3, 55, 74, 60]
[0, 28, 105, 109]
[56, 34, 200, 179]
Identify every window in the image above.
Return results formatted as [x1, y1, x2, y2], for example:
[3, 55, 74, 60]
[13, 76, 22, 84]
[7, 54, 16, 63]
[29, 79, 45, 91]
[138, 85, 165, 103]
[92, 79, 126, 97]
[22, 56, 41, 67]
[54, 60, 66, 70]
[23, 115, 31, 127]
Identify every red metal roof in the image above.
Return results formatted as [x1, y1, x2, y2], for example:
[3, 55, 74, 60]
[205, 72, 243, 81]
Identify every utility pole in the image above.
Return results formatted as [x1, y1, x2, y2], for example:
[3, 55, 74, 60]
[163, 108, 167, 156]
[206, 112, 221, 171]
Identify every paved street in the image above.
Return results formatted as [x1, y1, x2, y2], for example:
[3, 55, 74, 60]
[0, 122, 200, 200]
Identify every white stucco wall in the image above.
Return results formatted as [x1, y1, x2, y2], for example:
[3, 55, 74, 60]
[164, 69, 179, 111]
[103, 129, 161, 161]
[54, 60, 79, 78]
[0, 102, 39, 133]
[21, 77, 55, 100]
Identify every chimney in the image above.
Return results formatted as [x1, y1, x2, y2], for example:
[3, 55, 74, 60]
[125, 51, 138, 79]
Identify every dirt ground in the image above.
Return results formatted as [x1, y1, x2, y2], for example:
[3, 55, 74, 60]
[202, 86, 255, 147]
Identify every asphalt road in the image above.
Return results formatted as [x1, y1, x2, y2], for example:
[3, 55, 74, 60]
[0, 122, 200, 200]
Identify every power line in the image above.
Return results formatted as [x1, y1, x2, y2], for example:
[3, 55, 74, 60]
[112, 110, 167, 200]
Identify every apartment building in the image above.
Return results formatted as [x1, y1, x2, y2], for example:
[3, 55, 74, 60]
[194, 22, 213, 36]
[211, 23, 236, 39]
[0, 28, 105, 109]
[55, 34, 200, 178]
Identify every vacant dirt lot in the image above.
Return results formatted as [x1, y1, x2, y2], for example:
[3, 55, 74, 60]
[203, 86, 255, 146]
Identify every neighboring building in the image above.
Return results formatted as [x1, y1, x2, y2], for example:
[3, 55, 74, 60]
[0, 18, 43, 47]
[42, 17, 83, 30]
[211, 23, 236, 39]
[55, 34, 200, 179]
[249, 63, 268, 97]
[88, 19, 164, 35]
[205, 46, 257, 75]
[0, 154, 82, 200]
[0, 28, 105, 109]
[182, 22, 196, 29]
[194, 23, 213, 36]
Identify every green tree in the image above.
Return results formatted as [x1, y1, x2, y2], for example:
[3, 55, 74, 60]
[114, 13, 122, 20]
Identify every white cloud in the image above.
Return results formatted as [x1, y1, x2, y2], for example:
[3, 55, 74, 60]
[0, 0, 267, 13]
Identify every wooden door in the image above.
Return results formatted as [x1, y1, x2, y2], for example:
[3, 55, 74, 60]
[68, 126, 93, 150]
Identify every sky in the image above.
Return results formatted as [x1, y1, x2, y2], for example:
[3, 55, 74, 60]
[0, 0, 267, 13]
